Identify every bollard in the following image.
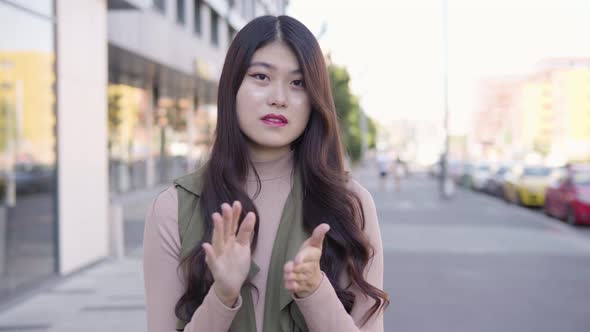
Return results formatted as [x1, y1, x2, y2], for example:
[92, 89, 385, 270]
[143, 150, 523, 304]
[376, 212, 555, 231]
[110, 203, 125, 260]
[0, 206, 6, 276]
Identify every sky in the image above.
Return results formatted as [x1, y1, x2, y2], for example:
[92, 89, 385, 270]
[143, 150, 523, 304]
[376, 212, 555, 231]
[287, 0, 590, 135]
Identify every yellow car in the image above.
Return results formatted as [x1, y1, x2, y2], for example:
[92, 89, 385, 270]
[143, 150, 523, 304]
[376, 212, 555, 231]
[502, 166, 522, 204]
[516, 166, 553, 207]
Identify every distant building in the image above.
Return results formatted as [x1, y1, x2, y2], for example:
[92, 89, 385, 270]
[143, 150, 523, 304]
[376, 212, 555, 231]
[475, 58, 590, 163]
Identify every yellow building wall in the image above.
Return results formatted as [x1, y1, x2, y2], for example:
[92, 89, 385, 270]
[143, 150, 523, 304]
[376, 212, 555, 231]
[519, 80, 545, 151]
[562, 69, 590, 141]
[0, 51, 55, 165]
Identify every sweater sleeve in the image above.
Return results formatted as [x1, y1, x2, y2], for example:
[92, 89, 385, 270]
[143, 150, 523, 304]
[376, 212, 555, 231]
[142, 186, 243, 332]
[293, 180, 385, 332]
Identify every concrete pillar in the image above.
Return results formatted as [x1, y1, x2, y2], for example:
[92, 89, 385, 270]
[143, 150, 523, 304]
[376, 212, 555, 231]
[109, 203, 125, 259]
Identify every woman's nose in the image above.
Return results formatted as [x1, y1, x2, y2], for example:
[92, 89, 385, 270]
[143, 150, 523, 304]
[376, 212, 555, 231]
[268, 84, 288, 108]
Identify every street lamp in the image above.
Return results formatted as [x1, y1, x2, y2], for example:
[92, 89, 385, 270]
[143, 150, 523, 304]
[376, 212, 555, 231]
[440, 0, 454, 200]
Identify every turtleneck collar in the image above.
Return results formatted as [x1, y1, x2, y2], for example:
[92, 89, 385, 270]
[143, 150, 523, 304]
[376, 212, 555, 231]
[247, 149, 295, 182]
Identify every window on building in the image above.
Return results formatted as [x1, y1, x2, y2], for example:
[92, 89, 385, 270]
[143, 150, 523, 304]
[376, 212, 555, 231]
[153, 0, 166, 13]
[0, 0, 58, 301]
[193, 0, 202, 35]
[228, 25, 236, 44]
[211, 10, 219, 47]
[176, 0, 185, 24]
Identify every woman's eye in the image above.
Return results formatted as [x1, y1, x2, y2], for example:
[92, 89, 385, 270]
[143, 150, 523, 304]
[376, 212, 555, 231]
[251, 73, 268, 81]
[292, 79, 305, 87]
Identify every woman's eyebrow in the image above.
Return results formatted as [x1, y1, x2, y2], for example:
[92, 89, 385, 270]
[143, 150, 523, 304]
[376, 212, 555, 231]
[249, 61, 302, 74]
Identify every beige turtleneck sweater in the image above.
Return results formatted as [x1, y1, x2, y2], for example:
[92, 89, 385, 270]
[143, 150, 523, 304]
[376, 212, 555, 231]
[143, 151, 384, 332]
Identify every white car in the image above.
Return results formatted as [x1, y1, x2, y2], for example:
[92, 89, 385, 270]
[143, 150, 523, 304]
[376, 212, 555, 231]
[471, 163, 493, 191]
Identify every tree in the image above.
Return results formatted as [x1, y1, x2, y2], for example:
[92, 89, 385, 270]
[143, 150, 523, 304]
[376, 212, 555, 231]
[328, 64, 376, 162]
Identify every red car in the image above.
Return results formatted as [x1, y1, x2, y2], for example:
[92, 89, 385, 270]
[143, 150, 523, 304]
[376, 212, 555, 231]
[544, 165, 590, 226]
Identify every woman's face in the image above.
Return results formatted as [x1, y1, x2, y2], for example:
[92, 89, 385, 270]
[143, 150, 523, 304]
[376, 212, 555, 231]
[236, 40, 311, 159]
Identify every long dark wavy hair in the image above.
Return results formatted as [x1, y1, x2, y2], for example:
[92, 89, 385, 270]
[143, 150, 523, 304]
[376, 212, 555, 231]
[175, 15, 389, 326]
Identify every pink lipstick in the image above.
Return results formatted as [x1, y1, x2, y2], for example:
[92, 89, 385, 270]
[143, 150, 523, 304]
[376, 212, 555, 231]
[261, 114, 288, 127]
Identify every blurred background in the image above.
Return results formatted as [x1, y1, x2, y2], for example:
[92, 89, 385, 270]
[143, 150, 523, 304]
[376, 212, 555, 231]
[1, 0, 590, 331]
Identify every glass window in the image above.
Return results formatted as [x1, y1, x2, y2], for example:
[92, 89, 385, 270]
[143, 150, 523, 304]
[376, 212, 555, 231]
[176, 0, 185, 24]
[193, 0, 201, 35]
[210, 10, 219, 47]
[573, 170, 590, 185]
[523, 167, 551, 177]
[152, 90, 191, 184]
[228, 25, 236, 44]
[477, 165, 490, 172]
[108, 83, 150, 192]
[4, 0, 53, 18]
[0, 1, 57, 301]
[153, 0, 166, 13]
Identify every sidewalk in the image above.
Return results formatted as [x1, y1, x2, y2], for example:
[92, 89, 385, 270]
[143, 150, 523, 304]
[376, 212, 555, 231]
[0, 185, 167, 331]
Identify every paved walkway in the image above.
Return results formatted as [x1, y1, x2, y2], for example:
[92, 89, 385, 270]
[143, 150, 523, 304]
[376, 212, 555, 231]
[0, 184, 167, 331]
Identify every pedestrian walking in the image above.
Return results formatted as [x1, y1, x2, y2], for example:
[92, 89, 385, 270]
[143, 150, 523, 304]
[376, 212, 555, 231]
[376, 152, 391, 191]
[393, 156, 404, 192]
[142, 15, 389, 332]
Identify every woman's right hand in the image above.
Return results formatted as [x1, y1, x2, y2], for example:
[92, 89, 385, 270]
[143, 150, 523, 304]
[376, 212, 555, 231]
[202, 201, 257, 307]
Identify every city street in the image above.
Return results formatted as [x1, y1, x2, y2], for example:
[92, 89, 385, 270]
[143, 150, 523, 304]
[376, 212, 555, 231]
[366, 167, 590, 332]
[1, 163, 590, 331]
[3, 1, 590, 331]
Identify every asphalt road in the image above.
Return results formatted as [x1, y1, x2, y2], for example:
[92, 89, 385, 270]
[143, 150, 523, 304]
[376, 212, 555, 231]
[354, 167, 590, 332]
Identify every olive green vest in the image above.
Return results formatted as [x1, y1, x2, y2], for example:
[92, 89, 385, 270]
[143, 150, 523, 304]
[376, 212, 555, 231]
[173, 165, 309, 332]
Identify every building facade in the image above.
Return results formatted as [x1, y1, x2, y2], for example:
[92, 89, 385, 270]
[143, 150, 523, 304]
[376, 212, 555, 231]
[0, 0, 286, 305]
[474, 58, 590, 164]
[106, 0, 286, 193]
[0, 0, 60, 302]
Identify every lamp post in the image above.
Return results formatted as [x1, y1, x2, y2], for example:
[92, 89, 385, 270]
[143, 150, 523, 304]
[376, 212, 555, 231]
[440, 0, 454, 199]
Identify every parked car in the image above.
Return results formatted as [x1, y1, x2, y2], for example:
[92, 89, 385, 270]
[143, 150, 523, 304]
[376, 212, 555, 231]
[471, 163, 493, 191]
[457, 162, 474, 188]
[544, 165, 590, 225]
[14, 163, 54, 195]
[516, 166, 553, 207]
[484, 165, 510, 197]
[449, 160, 464, 182]
[503, 165, 523, 204]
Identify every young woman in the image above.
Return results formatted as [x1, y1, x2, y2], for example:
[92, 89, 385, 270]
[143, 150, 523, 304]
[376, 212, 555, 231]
[143, 15, 389, 332]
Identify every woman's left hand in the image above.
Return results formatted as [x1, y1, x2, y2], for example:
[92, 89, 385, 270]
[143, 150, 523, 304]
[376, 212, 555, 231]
[283, 223, 330, 298]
